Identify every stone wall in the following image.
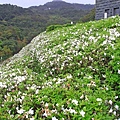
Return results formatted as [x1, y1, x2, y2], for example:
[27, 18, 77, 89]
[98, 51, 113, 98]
[95, 0, 120, 20]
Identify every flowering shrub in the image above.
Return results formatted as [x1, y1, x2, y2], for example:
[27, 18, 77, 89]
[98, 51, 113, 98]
[0, 16, 120, 119]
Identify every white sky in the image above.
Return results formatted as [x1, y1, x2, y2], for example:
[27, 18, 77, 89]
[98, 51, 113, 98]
[0, 0, 95, 8]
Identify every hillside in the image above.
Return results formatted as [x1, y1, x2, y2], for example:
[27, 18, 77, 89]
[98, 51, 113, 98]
[0, 16, 120, 119]
[30, 1, 93, 11]
[30, 1, 94, 23]
[0, 4, 48, 61]
[0, 2, 94, 61]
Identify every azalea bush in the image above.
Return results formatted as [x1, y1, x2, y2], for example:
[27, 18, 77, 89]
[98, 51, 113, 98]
[46, 25, 62, 32]
[0, 16, 120, 120]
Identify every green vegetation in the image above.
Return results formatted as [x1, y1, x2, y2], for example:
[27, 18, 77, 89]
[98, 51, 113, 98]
[46, 23, 74, 32]
[80, 8, 95, 23]
[0, 4, 47, 61]
[0, 16, 120, 120]
[0, 3, 94, 61]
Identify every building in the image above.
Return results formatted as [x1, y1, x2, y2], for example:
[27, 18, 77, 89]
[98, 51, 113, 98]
[95, 0, 120, 20]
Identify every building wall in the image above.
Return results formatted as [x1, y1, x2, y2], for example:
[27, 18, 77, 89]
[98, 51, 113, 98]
[95, 0, 120, 20]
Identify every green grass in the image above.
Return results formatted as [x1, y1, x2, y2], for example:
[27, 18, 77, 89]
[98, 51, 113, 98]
[0, 16, 120, 120]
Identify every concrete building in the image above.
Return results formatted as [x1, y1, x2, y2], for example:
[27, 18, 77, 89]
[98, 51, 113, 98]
[95, 0, 120, 20]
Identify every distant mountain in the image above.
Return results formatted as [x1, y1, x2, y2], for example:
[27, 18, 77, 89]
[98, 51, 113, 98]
[53, 0, 63, 1]
[30, 1, 94, 11]
[29, 1, 94, 23]
[0, 4, 32, 21]
[0, 2, 94, 61]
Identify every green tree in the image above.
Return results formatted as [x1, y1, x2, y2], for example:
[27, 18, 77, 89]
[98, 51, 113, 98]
[80, 8, 95, 22]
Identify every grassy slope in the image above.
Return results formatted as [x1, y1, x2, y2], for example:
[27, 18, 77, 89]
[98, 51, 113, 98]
[0, 16, 120, 120]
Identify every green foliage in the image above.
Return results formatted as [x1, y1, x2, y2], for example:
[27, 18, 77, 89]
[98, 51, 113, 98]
[46, 25, 62, 32]
[80, 8, 95, 23]
[46, 23, 74, 32]
[0, 15, 120, 120]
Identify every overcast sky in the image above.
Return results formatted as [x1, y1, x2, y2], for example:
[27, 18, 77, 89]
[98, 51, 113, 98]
[0, 0, 95, 8]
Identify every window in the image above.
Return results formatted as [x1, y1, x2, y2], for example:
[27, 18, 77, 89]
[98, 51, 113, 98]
[114, 7, 119, 16]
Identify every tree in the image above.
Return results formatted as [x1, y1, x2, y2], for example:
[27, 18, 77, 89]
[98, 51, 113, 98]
[80, 8, 95, 23]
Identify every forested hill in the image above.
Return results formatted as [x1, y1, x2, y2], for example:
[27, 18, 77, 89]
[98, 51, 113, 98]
[0, 1, 94, 61]
[0, 4, 32, 21]
[0, 16, 120, 119]
[30, 1, 93, 11]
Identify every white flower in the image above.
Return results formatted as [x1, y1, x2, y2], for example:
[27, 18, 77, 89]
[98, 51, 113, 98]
[111, 55, 114, 59]
[102, 40, 107, 45]
[118, 70, 120, 74]
[85, 95, 88, 101]
[114, 105, 119, 110]
[96, 98, 102, 102]
[88, 76, 92, 79]
[108, 100, 113, 105]
[45, 103, 49, 107]
[25, 113, 28, 118]
[72, 99, 78, 105]
[113, 111, 117, 116]
[28, 108, 34, 115]
[80, 110, 85, 117]
[10, 73, 16, 77]
[105, 87, 109, 91]
[67, 74, 72, 79]
[91, 81, 96, 87]
[115, 96, 118, 99]
[16, 98, 23, 103]
[21, 96, 25, 100]
[35, 89, 39, 94]
[102, 74, 106, 78]
[51, 109, 57, 114]
[17, 108, 24, 114]
[56, 103, 59, 106]
[69, 108, 77, 114]
[104, 53, 106, 56]
[80, 94, 84, 99]
[30, 117, 34, 120]
[87, 81, 96, 87]
[109, 108, 113, 113]
[0, 82, 7, 88]
[43, 111, 48, 117]
[52, 117, 58, 120]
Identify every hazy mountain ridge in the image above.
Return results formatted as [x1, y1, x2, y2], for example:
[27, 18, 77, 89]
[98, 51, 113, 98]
[0, 16, 120, 119]
[30, 1, 94, 11]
